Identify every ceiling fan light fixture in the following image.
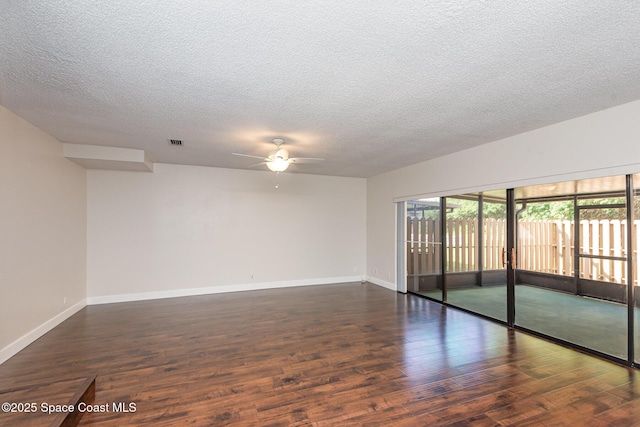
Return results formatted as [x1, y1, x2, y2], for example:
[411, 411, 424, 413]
[232, 137, 321, 173]
[266, 157, 290, 172]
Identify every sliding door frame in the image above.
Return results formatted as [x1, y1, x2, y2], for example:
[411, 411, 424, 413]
[396, 201, 407, 293]
[626, 174, 635, 364]
[400, 174, 639, 369]
[506, 188, 516, 326]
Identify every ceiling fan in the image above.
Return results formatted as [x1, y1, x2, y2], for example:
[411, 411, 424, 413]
[232, 138, 324, 172]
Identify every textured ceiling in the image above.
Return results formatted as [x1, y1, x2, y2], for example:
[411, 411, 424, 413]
[2, 1, 640, 177]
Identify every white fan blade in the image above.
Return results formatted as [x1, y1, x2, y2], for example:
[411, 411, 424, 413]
[232, 153, 267, 160]
[289, 157, 324, 164]
[248, 162, 267, 168]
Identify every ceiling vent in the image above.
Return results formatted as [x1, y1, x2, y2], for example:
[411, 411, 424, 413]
[169, 139, 182, 146]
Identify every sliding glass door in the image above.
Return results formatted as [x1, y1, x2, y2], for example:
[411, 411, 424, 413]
[401, 173, 640, 367]
[514, 190, 629, 359]
[406, 198, 442, 301]
[445, 192, 507, 322]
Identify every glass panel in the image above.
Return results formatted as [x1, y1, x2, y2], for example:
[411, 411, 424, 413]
[577, 197, 626, 206]
[482, 194, 507, 289]
[515, 177, 629, 360]
[406, 198, 442, 301]
[517, 200, 574, 277]
[580, 260, 627, 284]
[578, 205, 627, 285]
[445, 192, 507, 322]
[445, 196, 478, 274]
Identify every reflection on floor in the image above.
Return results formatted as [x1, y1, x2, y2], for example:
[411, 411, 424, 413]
[417, 284, 640, 360]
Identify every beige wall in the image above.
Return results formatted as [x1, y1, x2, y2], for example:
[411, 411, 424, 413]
[0, 105, 87, 363]
[367, 99, 640, 289]
[87, 164, 366, 302]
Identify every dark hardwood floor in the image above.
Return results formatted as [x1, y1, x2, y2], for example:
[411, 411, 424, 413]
[2, 282, 640, 426]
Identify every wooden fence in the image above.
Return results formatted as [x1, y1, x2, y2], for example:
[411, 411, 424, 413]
[406, 217, 505, 275]
[407, 217, 640, 285]
[518, 220, 640, 285]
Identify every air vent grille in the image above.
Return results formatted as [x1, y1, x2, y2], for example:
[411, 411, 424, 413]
[170, 139, 182, 146]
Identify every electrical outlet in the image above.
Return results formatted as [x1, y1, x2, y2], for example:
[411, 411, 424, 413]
[251, 274, 254, 279]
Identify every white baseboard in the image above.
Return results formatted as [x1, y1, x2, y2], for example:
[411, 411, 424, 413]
[0, 299, 86, 365]
[87, 276, 365, 305]
[367, 276, 397, 291]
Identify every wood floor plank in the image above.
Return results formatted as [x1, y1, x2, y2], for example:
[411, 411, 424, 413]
[590, 398, 640, 427]
[1, 283, 639, 426]
[486, 368, 631, 425]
